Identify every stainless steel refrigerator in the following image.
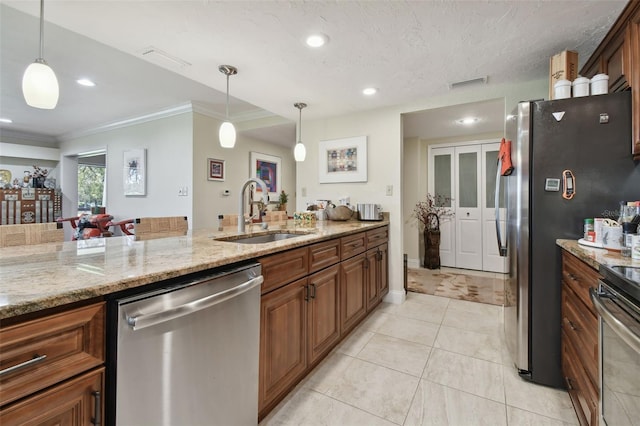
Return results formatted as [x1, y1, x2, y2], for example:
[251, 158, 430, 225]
[498, 90, 639, 387]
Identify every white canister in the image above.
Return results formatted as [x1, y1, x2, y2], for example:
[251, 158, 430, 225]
[554, 79, 571, 99]
[602, 224, 624, 251]
[632, 234, 640, 260]
[572, 77, 590, 97]
[591, 74, 609, 95]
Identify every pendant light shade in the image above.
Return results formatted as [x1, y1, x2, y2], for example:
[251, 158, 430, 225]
[219, 121, 236, 148]
[218, 65, 237, 148]
[294, 102, 307, 162]
[23, 0, 59, 109]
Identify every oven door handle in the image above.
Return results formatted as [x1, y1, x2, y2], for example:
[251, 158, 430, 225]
[590, 288, 640, 354]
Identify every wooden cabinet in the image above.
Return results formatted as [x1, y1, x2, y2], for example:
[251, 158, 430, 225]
[340, 253, 368, 334]
[259, 277, 308, 415]
[581, 0, 640, 159]
[257, 226, 389, 420]
[0, 302, 105, 425]
[561, 250, 599, 426]
[307, 265, 341, 365]
[0, 188, 62, 225]
[0, 368, 104, 426]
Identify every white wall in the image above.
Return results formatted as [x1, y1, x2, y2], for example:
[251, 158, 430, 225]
[192, 112, 297, 229]
[59, 113, 193, 229]
[297, 78, 548, 304]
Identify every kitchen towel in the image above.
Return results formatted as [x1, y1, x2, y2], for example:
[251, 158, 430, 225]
[498, 137, 514, 176]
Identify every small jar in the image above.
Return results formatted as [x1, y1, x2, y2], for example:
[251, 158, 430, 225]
[621, 222, 637, 257]
[217, 214, 224, 231]
[632, 234, 640, 260]
[584, 218, 594, 241]
[554, 79, 571, 99]
[591, 74, 609, 95]
[572, 77, 590, 97]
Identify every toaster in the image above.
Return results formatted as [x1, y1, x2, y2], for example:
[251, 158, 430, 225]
[357, 204, 383, 221]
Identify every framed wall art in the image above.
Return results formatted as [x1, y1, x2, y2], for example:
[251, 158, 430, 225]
[123, 148, 146, 196]
[250, 151, 281, 199]
[318, 135, 367, 183]
[207, 158, 225, 181]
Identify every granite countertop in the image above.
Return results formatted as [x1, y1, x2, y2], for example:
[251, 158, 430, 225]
[556, 239, 639, 271]
[0, 219, 388, 320]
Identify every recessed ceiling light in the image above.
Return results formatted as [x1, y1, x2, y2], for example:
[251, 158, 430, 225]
[76, 78, 96, 87]
[456, 117, 479, 125]
[0, 118, 13, 124]
[306, 33, 329, 48]
[362, 87, 378, 96]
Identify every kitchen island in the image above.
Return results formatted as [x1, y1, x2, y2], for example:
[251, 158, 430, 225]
[0, 218, 389, 320]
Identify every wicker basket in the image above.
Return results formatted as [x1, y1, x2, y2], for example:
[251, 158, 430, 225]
[325, 206, 354, 221]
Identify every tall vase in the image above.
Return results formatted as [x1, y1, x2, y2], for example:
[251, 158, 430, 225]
[423, 228, 441, 269]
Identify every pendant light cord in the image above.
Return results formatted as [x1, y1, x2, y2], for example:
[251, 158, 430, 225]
[225, 74, 230, 119]
[39, 0, 45, 59]
[298, 107, 302, 142]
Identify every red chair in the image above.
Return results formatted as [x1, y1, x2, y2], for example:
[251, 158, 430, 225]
[57, 214, 114, 240]
[107, 218, 135, 236]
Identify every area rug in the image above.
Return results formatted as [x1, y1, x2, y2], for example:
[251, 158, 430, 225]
[407, 267, 505, 306]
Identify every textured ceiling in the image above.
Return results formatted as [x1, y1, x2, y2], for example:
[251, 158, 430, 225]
[0, 0, 627, 145]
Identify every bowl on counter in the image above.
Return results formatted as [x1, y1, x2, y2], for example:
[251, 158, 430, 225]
[325, 205, 354, 221]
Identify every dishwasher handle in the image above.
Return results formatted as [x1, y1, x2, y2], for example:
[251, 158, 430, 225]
[590, 287, 640, 355]
[127, 275, 263, 330]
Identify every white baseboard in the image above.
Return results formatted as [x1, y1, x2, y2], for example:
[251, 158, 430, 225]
[383, 289, 406, 305]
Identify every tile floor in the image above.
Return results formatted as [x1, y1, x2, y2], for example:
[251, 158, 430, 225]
[261, 292, 577, 426]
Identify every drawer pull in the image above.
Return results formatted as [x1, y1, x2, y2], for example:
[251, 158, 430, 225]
[564, 318, 577, 331]
[91, 390, 101, 426]
[565, 376, 574, 391]
[0, 353, 47, 377]
[310, 283, 317, 299]
[567, 273, 578, 281]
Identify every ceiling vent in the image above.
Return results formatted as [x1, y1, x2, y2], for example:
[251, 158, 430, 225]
[448, 76, 488, 90]
[141, 46, 191, 69]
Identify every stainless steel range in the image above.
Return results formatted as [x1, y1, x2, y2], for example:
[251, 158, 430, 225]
[591, 265, 640, 426]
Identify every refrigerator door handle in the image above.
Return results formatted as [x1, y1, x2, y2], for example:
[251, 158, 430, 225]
[495, 158, 508, 257]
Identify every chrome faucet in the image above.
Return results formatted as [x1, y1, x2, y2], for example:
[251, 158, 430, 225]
[239, 178, 269, 233]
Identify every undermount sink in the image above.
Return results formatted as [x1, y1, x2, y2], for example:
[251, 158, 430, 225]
[215, 231, 310, 244]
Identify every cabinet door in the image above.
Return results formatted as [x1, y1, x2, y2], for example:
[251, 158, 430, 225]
[0, 368, 104, 426]
[340, 254, 367, 334]
[307, 265, 341, 365]
[259, 278, 308, 415]
[602, 27, 629, 92]
[377, 243, 389, 300]
[365, 249, 380, 311]
[455, 145, 483, 270]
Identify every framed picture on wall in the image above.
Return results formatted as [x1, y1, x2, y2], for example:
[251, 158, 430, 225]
[123, 148, 146, 196]
[318, 136, 367, 183]
[207, 158, 225, 181]
[249, 151, 281, 199]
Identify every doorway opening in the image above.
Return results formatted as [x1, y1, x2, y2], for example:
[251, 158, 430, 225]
[77, 151, 106, 215]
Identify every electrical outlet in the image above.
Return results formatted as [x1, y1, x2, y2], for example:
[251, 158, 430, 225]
[386, 185, 393, 196]
[178, 186, 189, 196]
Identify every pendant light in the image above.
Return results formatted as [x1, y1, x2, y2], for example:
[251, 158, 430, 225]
[22, 0, 59, 109]
[218, 65, 237, 148]
[294, 103, 307, 162]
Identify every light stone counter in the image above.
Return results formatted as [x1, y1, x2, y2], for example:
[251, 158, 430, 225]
[0, 219, 388, 320]
[556, 239, 639, 271]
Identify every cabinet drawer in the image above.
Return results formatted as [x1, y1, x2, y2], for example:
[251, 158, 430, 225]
[309, 239, 340, 274]
[562, 252, 599, 314]
[0, 302, 105, 407]
[341, 232, 366, 260]
[0, 367, 104, 425]
[259, 247, 309, 294]
[366, 226, 388, 248]
[562, 331, 599, 426]
[562, 285, 598, 388]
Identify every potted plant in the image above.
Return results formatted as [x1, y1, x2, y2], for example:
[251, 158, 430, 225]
[278, 190, 288, 212]
[413, 193, 454, 269]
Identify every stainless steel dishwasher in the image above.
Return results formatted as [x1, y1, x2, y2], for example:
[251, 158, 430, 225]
[113, 262, 262, 425]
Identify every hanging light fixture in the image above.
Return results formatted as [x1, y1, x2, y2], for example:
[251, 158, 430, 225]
[22, 0, 59, 109]
[218, 65, 238, 148]
[294, 102, 307, 162]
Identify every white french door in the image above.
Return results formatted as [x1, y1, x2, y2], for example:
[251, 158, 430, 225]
[428, 141, 507, 273]
[455, 145, 482, 270]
